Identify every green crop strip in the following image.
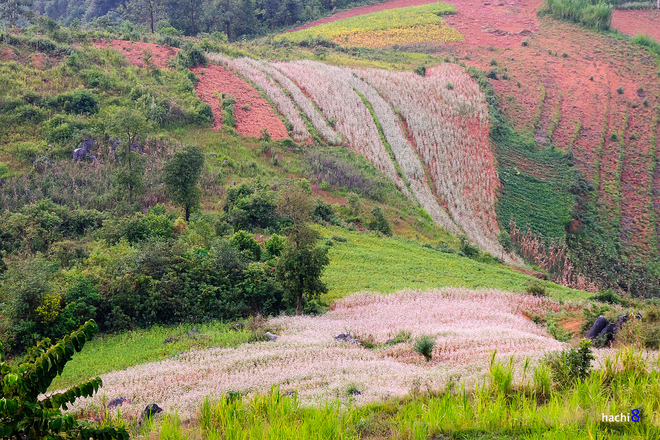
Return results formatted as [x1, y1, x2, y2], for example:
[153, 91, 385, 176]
[593, 97, 610, 191]
[467, 67, 573, 241]
[613, 109, 629, 247]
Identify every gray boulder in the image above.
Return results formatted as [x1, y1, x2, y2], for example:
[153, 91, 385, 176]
[335, 333, 359, 344]
[265, 332, 277, 341]
[209, 152, 217, 157]
[586, 316, 609, 340]
[107, 396, 131, 410]
[599, 323, 618, 344]
[142, 403, 163, 419]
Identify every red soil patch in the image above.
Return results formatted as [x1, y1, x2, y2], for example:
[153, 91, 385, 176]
[285, 0, 542, 48]
[94, 40, 179, 69]
[446, 19, 659, 257]
[0, 45, 15, 62]
[30, 53, 46, 69]
[311, 184, 347, 205]
[612, 9, 660, 40]
[190, 64, 289, 140]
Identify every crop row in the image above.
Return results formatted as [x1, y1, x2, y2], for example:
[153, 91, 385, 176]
[203, 53, 501, 253]
[273, 60, 409, 197]
[358, 64, 501, 255]
[278, 3, 460, 47]
[205, 53, 310, 142]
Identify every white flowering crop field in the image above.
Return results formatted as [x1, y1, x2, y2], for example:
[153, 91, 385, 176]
[205, 54, 502, 254]
[357, 64, 501, 255]
[70, 288, 564, 417]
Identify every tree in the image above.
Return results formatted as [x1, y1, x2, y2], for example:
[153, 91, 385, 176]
[276, 224, 329, 315]
[107, 108, 148, 201]
[0, 0, 34, 27]
[0, 320, 128, 439]
[123, 0, 166, 33]
[164, 145, 205, 221]
[275, 187, 329, 315]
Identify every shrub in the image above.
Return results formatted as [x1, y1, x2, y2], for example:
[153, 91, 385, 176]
[413, 65, 426, 77]
[591, 288, 622, 304]
[616, 86, 624, 94]
[265, 234, 286, 259]
[52, 88, 99, 115]
[231, 230, 262, 261]
[525, 279, 547, 296]
[0, 320, 128, 439]
[546, 339, 594, 388]
[490, 59, 498, 66]
[12, 105, 46, 123]
[521, 39, 529, 46]
[414, 334, 435, 361]
[458, 235, 480, 258]
[486, 69, 499, 80]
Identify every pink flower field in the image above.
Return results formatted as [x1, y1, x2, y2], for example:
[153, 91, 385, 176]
[70, 289, 567, 417]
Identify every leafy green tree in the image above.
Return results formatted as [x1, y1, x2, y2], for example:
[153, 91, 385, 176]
[275, 187, 328, 315]
[368, 206, 392, 236]
[164, 145, 205, 221]
[0, 320, 128, 439]
[0, 0, 34, 27]
[276, 224, 329, 316]
[107, 108, 149, 201]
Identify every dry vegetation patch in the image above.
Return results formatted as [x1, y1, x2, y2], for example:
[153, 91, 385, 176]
[70, 288, 564, 417]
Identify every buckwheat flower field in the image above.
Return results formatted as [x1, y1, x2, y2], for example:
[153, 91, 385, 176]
[273, 60, 410, 197]
[69, 289, 565, 418]
[358, 64, 502, 255]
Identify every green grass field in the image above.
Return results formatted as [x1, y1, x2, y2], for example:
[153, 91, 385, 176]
[48, 322, 252, 391]
[320, 226, 589, 302]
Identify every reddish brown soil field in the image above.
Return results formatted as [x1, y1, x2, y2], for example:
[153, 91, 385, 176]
[94, 40, 179, 69]
[612, 9, 660, 40]
[96, 40, 289, 140]
[190, 64, 289, 140]
[286, 0, 542, 48]
[441, 19, 660, 257]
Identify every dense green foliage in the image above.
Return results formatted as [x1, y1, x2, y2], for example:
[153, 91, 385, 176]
[0, 36, 210, 165]
[543, 0, 613, 31]
[0, 320, 127, 439]
[25, 0, 389, 40]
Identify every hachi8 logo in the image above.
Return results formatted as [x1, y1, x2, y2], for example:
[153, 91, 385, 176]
[602, 409, 641, 423]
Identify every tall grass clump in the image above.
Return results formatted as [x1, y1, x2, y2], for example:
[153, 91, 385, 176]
[544, 0, 613, 31]
[632, 33, 660, 58]
[413, 334, 436, 361]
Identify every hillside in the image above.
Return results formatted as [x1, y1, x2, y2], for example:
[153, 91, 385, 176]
[2, 0, 660, 438]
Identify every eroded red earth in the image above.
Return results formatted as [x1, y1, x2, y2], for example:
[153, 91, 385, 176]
[612, 9, 660, 40]
[94, 40, 178, 69]
[190, 64, 288, 140]
[95, 40, 288, 140]
[286, 0, 542, 48]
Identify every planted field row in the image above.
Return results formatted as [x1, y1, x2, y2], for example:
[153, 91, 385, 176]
[201, 54, 502, 253]
[357, 64, 501, 255]
[278, 3, 462, 48]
